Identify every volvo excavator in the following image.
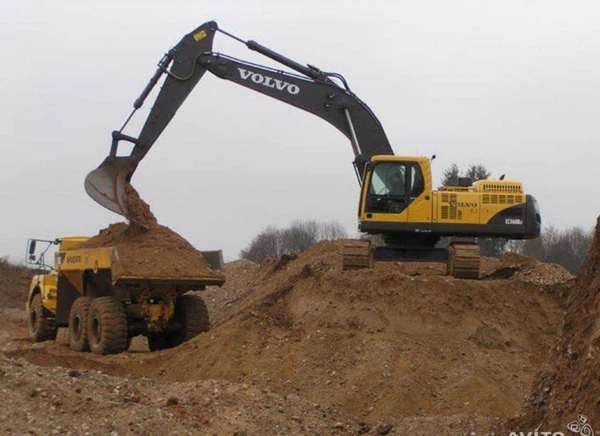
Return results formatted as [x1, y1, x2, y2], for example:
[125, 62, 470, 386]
[85, 21, 541, 279]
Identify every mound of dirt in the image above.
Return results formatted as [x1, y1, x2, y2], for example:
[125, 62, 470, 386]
[202, 259, 260, 321]
[487, 252, 574, 285]
[0, 353, 369, 436]
[132, 240, 563, 424]
[510, 217, 600, 431]
[0, 260, 34, 309]
[78, 223, 219, 279]
[77, 184, 221, 279]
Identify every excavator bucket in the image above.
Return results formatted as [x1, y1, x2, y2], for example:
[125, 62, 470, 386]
[85, 21, 218, 218]
[84, 156, 134, 217]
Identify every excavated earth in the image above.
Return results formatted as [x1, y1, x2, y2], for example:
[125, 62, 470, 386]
[3, 228, 593, 434]
[505, 217, 600, 432]
[0, 261, 34, 309]
[77, 186, 221, 280]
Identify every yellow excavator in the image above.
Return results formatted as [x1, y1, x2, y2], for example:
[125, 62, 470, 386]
[85, 21, 541, 279]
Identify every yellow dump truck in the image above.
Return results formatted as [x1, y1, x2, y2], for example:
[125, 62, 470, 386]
[26, 237, 225, 355]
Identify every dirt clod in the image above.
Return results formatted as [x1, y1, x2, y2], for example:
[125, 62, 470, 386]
[165, 396, 178, 406]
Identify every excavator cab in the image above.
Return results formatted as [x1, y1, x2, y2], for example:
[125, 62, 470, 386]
[363, 158, 427, 215]
[359, 156, 433, 228]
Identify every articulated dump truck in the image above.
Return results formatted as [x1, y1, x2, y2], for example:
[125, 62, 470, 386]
[26, 237, 225, 355]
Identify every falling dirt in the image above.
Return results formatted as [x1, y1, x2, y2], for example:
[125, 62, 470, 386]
[123, 183, 158, 229]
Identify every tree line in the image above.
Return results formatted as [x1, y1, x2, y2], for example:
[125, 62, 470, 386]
[240, 220, 347, 263]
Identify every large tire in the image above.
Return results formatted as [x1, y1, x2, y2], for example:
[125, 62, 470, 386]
[87, 297, 128, 355]
[28, 293, 57, 342]
[172, 294, 210, 345]
[68, 296, 93, 352]
[147, 295, 210, 352]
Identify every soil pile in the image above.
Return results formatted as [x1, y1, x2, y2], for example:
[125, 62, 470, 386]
[78, 223, 219, 278]
[202, 259, 260, 321]
[0, 353, 366, 435]
[2, 238, 580, 434]
[487, 252, 573, 285]
[511, 217, 600, 431]
[135, 240, 564, 427]
[0, 260, 34, 308]
[78, 184, 220, 279]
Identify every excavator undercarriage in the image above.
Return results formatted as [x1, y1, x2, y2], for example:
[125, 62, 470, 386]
[341, 240, 481, 279]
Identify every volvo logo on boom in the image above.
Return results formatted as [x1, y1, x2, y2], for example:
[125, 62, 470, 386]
[237, 68, 300, 95]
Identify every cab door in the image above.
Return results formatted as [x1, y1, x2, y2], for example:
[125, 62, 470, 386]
[363, 162, 408, 222]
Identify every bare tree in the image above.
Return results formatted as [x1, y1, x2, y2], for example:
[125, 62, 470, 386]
[240, 220, 348, 262]
[465, 164, 491, 182]
[521, 224, 594, 274]
[441, 163, 460, 186]
[319, 220, 348, 240]
[441, 163, 492, 186]
[280, 220, 320, 255]
[239, 225, 282, 263]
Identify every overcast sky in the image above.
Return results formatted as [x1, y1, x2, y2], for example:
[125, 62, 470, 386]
[1, 0, 599, 262]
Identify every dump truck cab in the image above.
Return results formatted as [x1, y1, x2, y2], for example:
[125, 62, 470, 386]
[26, 236, 89, 341]
[27, 237, 89, 313]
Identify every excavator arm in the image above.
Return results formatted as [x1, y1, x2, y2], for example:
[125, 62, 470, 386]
[85, 21, 393, 218]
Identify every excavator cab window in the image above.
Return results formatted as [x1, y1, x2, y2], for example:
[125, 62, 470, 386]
[366, 163, 408, 213]
[409, 163, 425, 199]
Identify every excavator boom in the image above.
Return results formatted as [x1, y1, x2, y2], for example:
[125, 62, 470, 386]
[85, 21, 392, 218]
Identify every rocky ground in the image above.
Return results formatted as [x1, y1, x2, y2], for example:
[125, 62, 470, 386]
[1, 238, 596, 435]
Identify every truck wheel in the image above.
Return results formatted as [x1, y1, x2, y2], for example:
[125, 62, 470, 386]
[87, 297, 128, 355]
[147, 295, 210, 352]
[171, 294, 210, 346]
[68, 296, 93, 352]
[28, 294, 57, 342]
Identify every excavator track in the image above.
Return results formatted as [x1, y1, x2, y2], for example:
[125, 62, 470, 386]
[342, 240, 373, 270]
[447, 243, 481, 279]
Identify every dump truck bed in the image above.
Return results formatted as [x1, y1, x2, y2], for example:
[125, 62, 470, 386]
[56, 246, 225, 293]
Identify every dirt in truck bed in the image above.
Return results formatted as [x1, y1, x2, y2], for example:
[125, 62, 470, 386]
[77, 184, 219, 279]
